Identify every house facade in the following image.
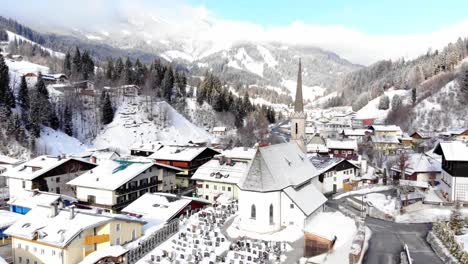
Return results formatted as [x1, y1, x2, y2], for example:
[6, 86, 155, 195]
[5, 205, 144, 264]
[434, 142, 468, 202]
[326, 139, 358, 160]
[2, 156, 96, 198]
[390, 153, 441, 183]
[310, 157, 360, 193]
[67, 159, 181, 212]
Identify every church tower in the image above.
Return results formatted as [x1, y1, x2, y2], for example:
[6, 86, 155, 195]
[290, 59, 306, 152]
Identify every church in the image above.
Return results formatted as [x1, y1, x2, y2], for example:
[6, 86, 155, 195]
[237, 61, 326, 233]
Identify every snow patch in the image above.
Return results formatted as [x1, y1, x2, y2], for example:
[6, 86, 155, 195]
[354, 89, 408, 120]
[36, 127, 89, 156]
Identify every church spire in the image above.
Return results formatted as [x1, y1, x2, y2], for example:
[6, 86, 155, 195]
[294, 58, 303, 113]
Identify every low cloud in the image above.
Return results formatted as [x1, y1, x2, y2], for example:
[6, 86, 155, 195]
[2, 0, 467, 65]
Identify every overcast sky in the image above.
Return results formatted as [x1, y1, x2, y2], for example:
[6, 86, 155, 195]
[2, 0, 468, 65]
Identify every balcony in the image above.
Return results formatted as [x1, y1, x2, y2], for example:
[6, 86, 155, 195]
[85, 234, 110, 245]
[116, 180, 162, 195]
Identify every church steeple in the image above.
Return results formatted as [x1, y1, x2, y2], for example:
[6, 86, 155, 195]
[294, 58, 303, 113]
[290, 58, 306, 153]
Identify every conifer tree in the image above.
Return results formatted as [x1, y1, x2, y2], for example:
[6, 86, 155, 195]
[72, 47, 82, 78]
[412, 87, 417, 106]
[114, 58, 124, 82]
[106, 58, 114, 80]
[63, 104, 73, 136]
[18, 75, 30, 126]
[0, 55, 10, 108]
[459, 65, 468, 102]
[162, 66, 174, 102]
[123, 57, 133, 84]
[450, 200, 464, 235]
[63, 51, 71, 76]
[102, 92, 114, 125]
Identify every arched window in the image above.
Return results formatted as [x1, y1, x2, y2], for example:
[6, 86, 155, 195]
[251, 204, 256, 219]
[295, 122, 298, 135]
[269, 204, 274, 225]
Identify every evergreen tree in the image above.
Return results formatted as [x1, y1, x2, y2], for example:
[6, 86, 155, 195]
[81, 50, 94, 80]
[102, 92, 114, 125]
[459, 65, 468, 102]
[63, 104, 73, 136]
[134, 59, 145, 86]
[114, 57, 124, 82]
[72, 47, 82, 78]
[0, 55, 10, 109]
[412, 87, 417, 105]
[29, 92, 42, 137]
[63, 51, 71, 76]
[18, 75, 30, 126]
[161, 66, 174, 102]
[391, 94, 402, 110]
[106, 58, 114, 80]
[123, 57, 133, 84]
[378, 95, 390, 110]
[49, 105, 59, 130]
[36, 74, 49, 99]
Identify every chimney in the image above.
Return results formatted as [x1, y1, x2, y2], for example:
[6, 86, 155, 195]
[50, 202, 58, 218]
[91, 156, 97, 164]
[69, 205, 75, 220]
[218, 155, 225, 165]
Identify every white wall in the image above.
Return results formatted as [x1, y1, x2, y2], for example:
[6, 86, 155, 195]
[239, 190, 281, 233]
[196, 181, 238, 202]
[8, 178, 32, 198]
[321, 167, 356, 193]
[76, 186, 114, 205]
[280, 192, 306, 229]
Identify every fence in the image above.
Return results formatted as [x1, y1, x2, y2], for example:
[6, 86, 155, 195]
[123, 219, 180, 264]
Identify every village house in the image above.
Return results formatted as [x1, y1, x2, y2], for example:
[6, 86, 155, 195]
[67, 159, 181, 213]
[342, 129, 371, 143]
[41, 73, 68, 85]
[191, 155, 250, 202]
[130, 142, 163, 157]
[326, 138, 358, 160]
[5, 204, 145, 264]
[148, 146, 220, 188]
[369, 125, 403, 137]
[351, 117, 375, 129]
[370, 135, 401, 155]
[306, 134, 329, 155]
[122, 192, 209, 224]
[74, 148, 120, 164]
[0, 210, 22, 240]
[104, 84, 141, 97]
[211, 126, 227, 136]
[390, 153, 441, 184]
[8, 189, 77, 215]
[398, 133, 414, 148]
[440, 128, 468, 141]
[238, 142, 327, 233]
[2, 155, 97, 198]
[410, 131, 433, 143]
[434, 141, 468, 202]
[0, 154, 22, 186]
[310, 156, 360, 193]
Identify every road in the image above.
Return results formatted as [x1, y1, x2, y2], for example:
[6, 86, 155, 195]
[328, 192, 442, 264]
[363, 218, 442, 264]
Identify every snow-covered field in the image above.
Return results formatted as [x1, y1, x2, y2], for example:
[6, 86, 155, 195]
[6, 30, 65, 58]
[282, 79, 325, 102]
[94, 98, 212, 153]
[396, 207, 468, 223]
[36, 127, 89, 156]
[361, 193, 397, 216]
[354, 89, 408, 120]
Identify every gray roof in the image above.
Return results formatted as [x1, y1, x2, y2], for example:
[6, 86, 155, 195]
[284, 184, 326, 216]
[294, 59, 303, 113]
[239, 143, 318, 192]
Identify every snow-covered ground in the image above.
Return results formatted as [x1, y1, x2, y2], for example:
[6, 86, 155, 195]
[226, 216, 304, 243]
[354, 89, 408, 120]
[36, 127, 89, 156]
[361, 193, 398, 216]
[6, 30, 65, 58]
[396, 207, 468, 223]
[94, 98, 212, 154]
[334, 185, 394, 200]
[282, 79, 325, 102]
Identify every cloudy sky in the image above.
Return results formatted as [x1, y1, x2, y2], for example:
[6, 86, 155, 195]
[2, 0, 468, 65]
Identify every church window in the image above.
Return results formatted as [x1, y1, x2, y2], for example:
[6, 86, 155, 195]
[251, 204, 256, 219]
[269, 204, 274, 225]
[295, 123, 298, 135]
[290, 204, 294, 209]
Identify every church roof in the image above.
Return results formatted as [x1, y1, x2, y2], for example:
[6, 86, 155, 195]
[284, 184, 326, 216]
[239, 143, 318, 192]
[294, 59, 303, 113]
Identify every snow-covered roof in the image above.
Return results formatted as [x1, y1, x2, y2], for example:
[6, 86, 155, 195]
[8, 190, 77, 209]
[434, 141, 468, 161]
[2, 155, 95, 181]
[390, 153, 441, 174]
[220, 147, 256, 161]
[5, 206, 144, 248]
[310, 156, 358, 174]
[149, 146, 219, 162]
[191, 158, 249, 185]
[284, 184, 326, 216]
[67, 159, 181, 191]
[410, 131, 433, 139]
[0, 210, 23, 229]
[212, 127, 227, 132]
[343, 129, 370, 136]
[122, 192, 191, 223]
[326, 139, 358, 150]
[0, 155, 22, 165]
[370, 125, 402, 133]
[306, 143, 329, 153]
[305, 211, 356, 241]
[370, 136, 400, 144]
[80, 245, 127, 264]
[399, 179, 430, 189]
[446, 128, 468, 136]
[129, 142, 164, 152]
[74, 149, 119, 162]
[239, 143, 318, 192]
[305, 127, 316, 134]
